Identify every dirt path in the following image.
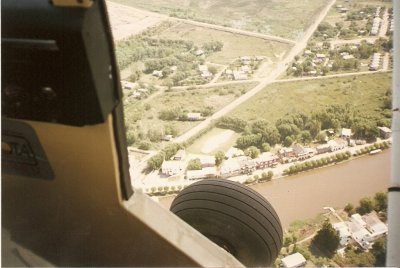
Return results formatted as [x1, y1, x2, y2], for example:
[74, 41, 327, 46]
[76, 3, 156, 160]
[173, 0, 337, 144]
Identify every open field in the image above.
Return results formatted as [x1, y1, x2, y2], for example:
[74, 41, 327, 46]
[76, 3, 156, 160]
[107, 1, 164, 41]
[187, 128, 240, 155]
[230, 72, 392, 124]
[124, 82, 258, 147]
[156, 22, 292, 65]
[109, 0, 330, 40]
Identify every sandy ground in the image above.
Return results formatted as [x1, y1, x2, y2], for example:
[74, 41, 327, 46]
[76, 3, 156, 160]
[106, 1, 165, 41]
[200, 130, 235, 154]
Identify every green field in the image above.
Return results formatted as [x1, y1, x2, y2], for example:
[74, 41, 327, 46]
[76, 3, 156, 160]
[187, 127, 241, 155]
[230, 72, 392, 124]
[109, 0, 330, 40]
[124, 82, 258, 147]
[156, 22, 292, 65]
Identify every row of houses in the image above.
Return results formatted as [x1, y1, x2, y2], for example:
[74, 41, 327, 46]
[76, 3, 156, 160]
[370, 7, 382, 35]
[333, 211, 388, 249]
[370, 52, 381, 70]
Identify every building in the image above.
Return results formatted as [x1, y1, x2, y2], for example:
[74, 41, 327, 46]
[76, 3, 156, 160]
[186, 167, 217, 180]
[189, 155, 215, 168]
[316, 143, 330, 154]
[281, 253, 307, 268]
[238, 156, 257, 174]
[341, 128, 352, 139]
[328, 139, 347, 152]
[362, 211, 388, 240]
[220, 158, 241, 178]
[378, 126, 392, 139]
[233, 70, 248, 80]
[225, 147, 244, 159]
[161, 161, 185, 176]
[173, 149, 186, 161]
[254, 152, 279, 169]
[292, 144, 315, 161]
[187, 113, 202, 121]
[347, 220, 371, 249]
[333, 222, 351, 246]
[152, 70, 163, 78]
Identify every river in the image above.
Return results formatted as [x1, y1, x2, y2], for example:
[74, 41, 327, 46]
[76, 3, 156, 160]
[159, 149, 390, 229]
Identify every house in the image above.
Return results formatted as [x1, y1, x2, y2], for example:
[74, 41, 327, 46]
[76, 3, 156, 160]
[351, 213, 367, 227]
[161, 161, 185, 176]
[328, 139, 347, 152]
[189, 155, 215, 168]
[220, 158, 241, 178]
[316, 143, 331, 154]
[233, 70, 248, 80]
[173, 149, 186, 161]
[333, 222, 351, 246]
[347, 220, 372, 249]
[343, 54, 355, 60]
[362, 211, 388, 239]
[281, 253, 307, 268]
[194, 49, 204, 56]
[279, 147, 295, 158]
[186, 167, 217, 180]
[225, 147, 244, 159]
[316, 53, 326, 59]
[187, 113, 202, 121]
[240, 56, 251, 65]
[237, 156, 257, 174]
[121, 81, 136, 90]
[162, 135, 173, 141]
[241, 65, 251, 73]
[341, 128, 352, 139]
[199, 65, 212, 78]
[255, 152, 279, 169]
[378, 126, 392, 139]
[152, 70, 163, 78]
[292, 144, 315, 160]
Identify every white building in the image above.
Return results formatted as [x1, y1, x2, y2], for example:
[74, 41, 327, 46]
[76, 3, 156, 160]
[363, 211, 388, 240]
[341, 128, 352, 138]
[186, 167, 217, 180]
[225, 147, 244, 159]
[187, 113, 202, 121]
[333, 222, 351, 246]
[220, 158, 241, 177]
[161, 161, 185, 176]
[281, 253, 307, 268]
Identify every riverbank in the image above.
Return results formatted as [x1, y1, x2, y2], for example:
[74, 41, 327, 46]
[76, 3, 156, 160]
[158, 149, 390, 229]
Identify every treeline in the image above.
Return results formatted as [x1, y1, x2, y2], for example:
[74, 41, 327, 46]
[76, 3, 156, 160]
[217, 103, 391, 152]
[147, 143, 183, 170]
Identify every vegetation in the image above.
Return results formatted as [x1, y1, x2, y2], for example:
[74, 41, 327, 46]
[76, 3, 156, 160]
[110, 0, 330, 39]
[215, 151, 225, 166]
[311, 221, 340, 258]
[187, 159, 202, 170]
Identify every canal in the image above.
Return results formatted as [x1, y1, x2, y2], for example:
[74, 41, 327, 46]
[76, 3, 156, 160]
[159, 149, 390, 229]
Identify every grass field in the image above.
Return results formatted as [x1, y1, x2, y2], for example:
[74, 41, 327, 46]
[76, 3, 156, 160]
[156, 22, 292, 65]
[109, 0, 330, 40]
[229, 72, 392, 124]
[124, 82, 258, 143]
[187, 128, 240, 155]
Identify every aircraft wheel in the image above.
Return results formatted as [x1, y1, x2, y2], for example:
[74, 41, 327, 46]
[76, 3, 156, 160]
[170, 179, 283, 267]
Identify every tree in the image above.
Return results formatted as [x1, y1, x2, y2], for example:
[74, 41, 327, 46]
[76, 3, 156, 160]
[374, 192, 387, 212]
[371, 237, 386, 266]
[245, 146, 260, 159]
[357, 197, 375, 215]
[148, 152, 165, 170]
[215, 151, 225, 166]
[138, 140, 152, 150]
[267, 171, 273, 180]
[344, 203, 355, 215]
[208, 66, 218, 75]
[311, 220, 340, 258]
[187, 159, 202, 170]
[262, 143, 271, 152]
[283, 136, 294, 147]
[252, 120, 281, 145]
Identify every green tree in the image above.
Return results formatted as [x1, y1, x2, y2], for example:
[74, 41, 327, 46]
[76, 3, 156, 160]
[283, 136, 294, 147]
[138, 140, 152, 150]
[187, 159, 202, 170]
[262, 142, 271, 152]
[252, 120, 281, 145]
[267, 171, 273, 180]
[311, 220, 340, 258]
[374, 192, 388, 212]
[344, 203, 355, 215]
[357, 197, 375, 215]
[148, 152, 165, 170]
[245, 146, 260, 159]
[371, 237, 386, 266]
[215, 151, 225, 166]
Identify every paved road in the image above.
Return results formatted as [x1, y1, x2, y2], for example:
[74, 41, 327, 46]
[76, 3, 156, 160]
[174, 0, 337, 144]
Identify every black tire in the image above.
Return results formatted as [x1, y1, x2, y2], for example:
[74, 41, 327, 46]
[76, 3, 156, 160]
[170, 179, 283, 267]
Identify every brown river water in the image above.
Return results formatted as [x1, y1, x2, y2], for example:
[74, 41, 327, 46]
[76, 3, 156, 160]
[159, 149, 390, 229]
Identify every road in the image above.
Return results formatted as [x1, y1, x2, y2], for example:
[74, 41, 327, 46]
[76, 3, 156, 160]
[173, 0, 337, 144]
